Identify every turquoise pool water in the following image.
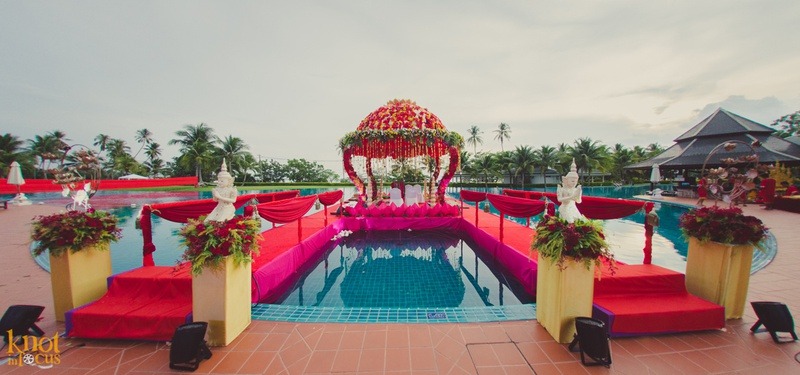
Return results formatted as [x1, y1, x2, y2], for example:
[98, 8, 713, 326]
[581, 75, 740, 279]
[277, 230, 533, 308]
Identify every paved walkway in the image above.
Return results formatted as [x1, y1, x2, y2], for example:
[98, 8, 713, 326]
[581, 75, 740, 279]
[1, 198, 799, 374]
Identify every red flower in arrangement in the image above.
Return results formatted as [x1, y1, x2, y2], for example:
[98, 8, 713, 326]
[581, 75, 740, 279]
[179, 216, 262, 275]
[532, 215, 615, 273]
[679, 205, 767, 247]
[31, 210, 122, 257]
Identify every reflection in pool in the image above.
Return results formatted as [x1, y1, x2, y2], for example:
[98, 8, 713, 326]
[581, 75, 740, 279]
[277, 230, 533, 309]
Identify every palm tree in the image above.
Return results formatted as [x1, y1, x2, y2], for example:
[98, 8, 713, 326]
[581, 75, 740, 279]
[533, 145, 558, 190]
[216, 135, 251, 182]
[494, 123, 511, 152]
[27, 133, 64, 178]
[610, 143, 634, 182]
[0, 133, 32, 177]
[93, 134, 111, 153]
[466, 125, 483, 155]
[507, 145, 536, 189]
[568, 137, 609, 184]
[169, 123, 216, 184]
[133, 128, 153, 160]
[645, 143, 664, 158]
[473, 153, 497, 189]
[144, 142, 162, 176]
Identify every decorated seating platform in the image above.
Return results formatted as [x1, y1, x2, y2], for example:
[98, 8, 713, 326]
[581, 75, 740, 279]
[66, 190, 726, 341]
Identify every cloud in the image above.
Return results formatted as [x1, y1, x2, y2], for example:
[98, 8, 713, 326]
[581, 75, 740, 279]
[1, 1, 799, 173]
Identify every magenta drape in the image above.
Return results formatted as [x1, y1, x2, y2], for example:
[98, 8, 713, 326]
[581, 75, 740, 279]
[343, 203, 459, 218]
[140, 191, 300, 266]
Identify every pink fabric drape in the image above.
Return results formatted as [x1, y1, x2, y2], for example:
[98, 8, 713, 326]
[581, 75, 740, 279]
[343, 203, 459, 218]
[140, 191, 300, 266]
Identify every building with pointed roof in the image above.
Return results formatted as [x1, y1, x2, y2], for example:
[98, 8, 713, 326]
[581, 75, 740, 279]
[626, 108, 800, 171]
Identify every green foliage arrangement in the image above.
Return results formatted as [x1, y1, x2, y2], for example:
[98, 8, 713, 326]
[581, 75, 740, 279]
[532, 215, 615, 272]
[179, 216, 262, 275]
[31, 209, 122, 257]
[679, 205, 767, 247]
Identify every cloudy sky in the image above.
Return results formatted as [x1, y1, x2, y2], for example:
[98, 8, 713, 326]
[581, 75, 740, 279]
[2, 1, 799, 174]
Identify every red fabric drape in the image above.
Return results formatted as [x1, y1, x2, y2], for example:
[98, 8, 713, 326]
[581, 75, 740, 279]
[460, 190, 487, 226]
[758, 178, 776, 204]
[486, 193, 546, 244]
[643, 202, 655, 264]
[318, 190, 343, 206]
[140, 191, 300, 266]
[486, 193, 546, 218]
[254, 195, 318, 224]
[460, 190, 487, 202]
[503, 189, 654, 264]
[503, 189, 647, 220]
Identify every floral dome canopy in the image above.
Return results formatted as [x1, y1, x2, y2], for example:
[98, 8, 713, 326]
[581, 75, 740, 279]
[339, 99, 463, 202]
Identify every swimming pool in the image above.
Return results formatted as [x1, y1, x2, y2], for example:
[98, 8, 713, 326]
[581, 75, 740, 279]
[32, 185, 774, 275]
[277, 229, 533, 309]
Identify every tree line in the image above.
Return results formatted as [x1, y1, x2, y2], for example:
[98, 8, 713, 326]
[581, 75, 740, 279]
[0, 123, 339, 184]
[2, 109, 797, 185]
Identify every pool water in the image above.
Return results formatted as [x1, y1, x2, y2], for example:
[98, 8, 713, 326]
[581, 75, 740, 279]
[277, 230, 533, 309]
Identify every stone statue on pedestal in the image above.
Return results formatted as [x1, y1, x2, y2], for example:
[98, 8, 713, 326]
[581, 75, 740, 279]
[556, 159, 585, 223]
[206, 160, 238, 222]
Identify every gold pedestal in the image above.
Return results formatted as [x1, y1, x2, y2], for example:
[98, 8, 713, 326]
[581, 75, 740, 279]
[49, 244, 112, 321]
[536, 258, 595, 343]
[192, 257, 251, 346]
[685, 237, 753, 319]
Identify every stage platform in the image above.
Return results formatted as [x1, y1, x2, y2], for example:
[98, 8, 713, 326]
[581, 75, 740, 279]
[66, 198, 726, 341]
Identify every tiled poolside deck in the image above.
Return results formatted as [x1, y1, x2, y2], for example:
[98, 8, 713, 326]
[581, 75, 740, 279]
[1, 198, 799, 374]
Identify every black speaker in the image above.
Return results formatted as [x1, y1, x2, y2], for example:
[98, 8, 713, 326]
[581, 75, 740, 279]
[0, 305, 45, 344]
[750, 301, 798, 343]
[568, 317, 612, 367]
[169, 322, 212, 371]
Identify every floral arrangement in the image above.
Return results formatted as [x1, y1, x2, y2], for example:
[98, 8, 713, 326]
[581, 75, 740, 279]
[679, 205, 767, 247]
[179, 216, 262, 275]
[532, 216, 615, 272]
[31, 209, 122, 257]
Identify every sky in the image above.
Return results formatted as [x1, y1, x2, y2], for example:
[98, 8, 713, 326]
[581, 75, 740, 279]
[2, 1, 799, 175]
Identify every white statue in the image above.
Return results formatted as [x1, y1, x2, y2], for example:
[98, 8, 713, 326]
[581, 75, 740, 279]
[205, 160, 238, 222]
[556, 159, 585, 223]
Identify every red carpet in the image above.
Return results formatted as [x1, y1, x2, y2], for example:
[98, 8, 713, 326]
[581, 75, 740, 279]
[592, 264, 725, 336]
[66, 264, 193, 341]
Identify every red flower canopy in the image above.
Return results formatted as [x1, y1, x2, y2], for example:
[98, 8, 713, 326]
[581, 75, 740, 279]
[339, 99, 463, 203]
